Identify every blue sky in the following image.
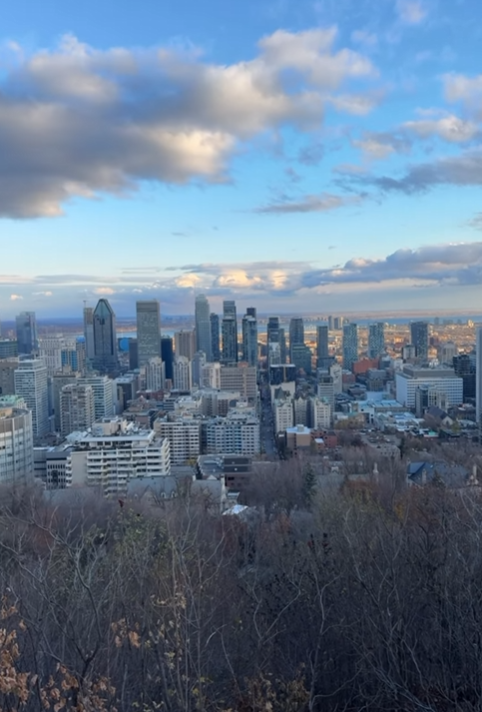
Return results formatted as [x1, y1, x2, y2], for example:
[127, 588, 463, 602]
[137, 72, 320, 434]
[1, 0, 482, 318]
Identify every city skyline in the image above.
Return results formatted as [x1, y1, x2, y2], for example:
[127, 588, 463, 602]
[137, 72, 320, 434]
[1, 0, 482, 317]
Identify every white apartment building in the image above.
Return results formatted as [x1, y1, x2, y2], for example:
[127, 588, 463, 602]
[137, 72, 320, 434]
[201, 362, 221, 389]
[77, 375, 116, 420]
[14, 359, 49, 438]
[66, 418, 170, 496]
[145, 357, 164, 391]
[173, 356, 192, 391]
[39, 335, 76, 377]
[273, 396, 294, 434]
[202, 412, 260, 456]
[310, 397, 332, 429]
[395, 365, 463, 409]
[154, 416, 201, 464]
[0, 396, 34, 484]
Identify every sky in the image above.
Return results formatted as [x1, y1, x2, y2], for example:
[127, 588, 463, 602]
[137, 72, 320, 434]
[1, 0, 482, 318]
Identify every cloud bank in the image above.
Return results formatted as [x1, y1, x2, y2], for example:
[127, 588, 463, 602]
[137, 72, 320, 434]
[0, 30, 376, 218]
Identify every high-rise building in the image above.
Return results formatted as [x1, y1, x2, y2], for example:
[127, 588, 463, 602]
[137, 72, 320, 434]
[175, 330, 196, 360]
[93, 299, 118, 373]
[14, 359, 49, 439]
[191, 351, 206, 387]
[279, 327, 287, 364]
[0, 340, 18, 359]
[410, 321, 429, 361]
[60, 383, 95, 437]
[291, 344, 312, 374]
[316, 325, 329, 367]
[136, 300, 161, 368]
[210, 313, 220, 361]
[267, 317, 280, 365]
[161, 337, 174, 381]
[476, 329, 482, 424]
[173, 356, 192, 391]
[289, 318, 304, 362]
[195, 295, 212, 361]
[15, 312, 38, 355]
[242, 310, 258, 366]
[0, 396, 34, 484]
[52, 372, 79, 432]
[0, 359, 18, 397]
[39, 335, 72, 377]
[145, 357, 164, 391]
[83, 307, 95, 361]
[368, 323, 385, 360]
[77, 375, 116, 421]
[221, 301, 238, 365]
[342, 323, 359, 370]
[128, 338, 138, 370]
[246, 307, 257, 318]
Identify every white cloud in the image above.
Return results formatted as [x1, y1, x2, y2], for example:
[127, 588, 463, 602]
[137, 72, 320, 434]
[403, 115, 480, 142]
[0, 30, 378, 218]
[396, 0, 427, 24]
[10, 294, 23, 300]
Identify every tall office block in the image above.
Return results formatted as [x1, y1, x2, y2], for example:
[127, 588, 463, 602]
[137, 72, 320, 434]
[175, 330, 196, 360]
[15, 312, 38, 355]
[316, 325, 329, 361]
[145, 357, 165, 391]
[242, 311, 258, 366]
[136, 300, 161, 367]
[368, 322, 385, 360]
[83, 307, 95, 361]
[289, 317, 305, 362]
[14, 359, 49, 439]
[173, 356, 192, 391]
[342, 323, 359, 370]
[410, 321, 429, 361]
[221, 300, 238, 365]
[279, 327, 287, 364]
[210, 313, 220, 362]
[195, 295, 212, 361]
[60, 383, 95, 437]
[93, 299, 118, 373]
[161, 337, 174, 381]
[77, 375, 115, 421]
[267, 317, 280, 365]
[476, 328, 482, 424]
[0, 397, 34, 484]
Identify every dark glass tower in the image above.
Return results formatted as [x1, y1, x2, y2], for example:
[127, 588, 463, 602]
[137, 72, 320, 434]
[410, 321, 429, 361]
[93, 299, 118, 373]
[161, 337, 174, 381]
[242, 309, 258, 366]
[221, 300, 238, 365]
[15, 311, 38, 355]
[210, 313, 220, 362]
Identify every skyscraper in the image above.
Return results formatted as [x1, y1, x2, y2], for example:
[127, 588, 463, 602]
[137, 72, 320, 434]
[242, 310, 258, 366]
[221, 300, 238, 365]
[14, 359, 49, 439]
[195, 295, 212, 361]
[15, 312, 38, 355]
[136, 300, 161, 367]
[316, 324, 329, 368]
[174, 330, 196, 360]
[410, 321, 429, 361]
[289, 317, 304, 362]
[60, 383, 95, 437]
[93, 299, 118, 373]
[161, 337, 174, 381]
[368, 322, 385, 360]
[267, 317, 281, 365]
[83, 306, 95, 361]
[476, 328, 482, 425]
[342, 323, 359, 370]
[210, 313, 220, 362]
